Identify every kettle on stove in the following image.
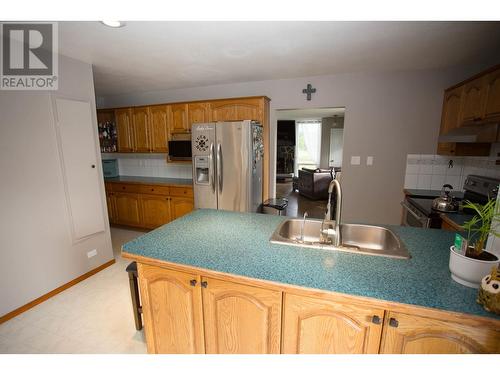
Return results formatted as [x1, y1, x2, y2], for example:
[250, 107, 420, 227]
[432, 184, 459, 212]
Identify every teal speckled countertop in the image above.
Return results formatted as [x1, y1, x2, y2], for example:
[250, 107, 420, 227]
[122, 209, 498, 320]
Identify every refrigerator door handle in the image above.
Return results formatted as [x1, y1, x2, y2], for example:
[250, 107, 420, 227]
[217, 143, 223, 193]
[210, 142, 215, 193]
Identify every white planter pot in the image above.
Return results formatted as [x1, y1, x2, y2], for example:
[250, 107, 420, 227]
[449, 246, 500, 288]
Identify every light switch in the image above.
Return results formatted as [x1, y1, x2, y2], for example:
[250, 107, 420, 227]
[350, 156, 361, 165]
[367, 156, 374, 166]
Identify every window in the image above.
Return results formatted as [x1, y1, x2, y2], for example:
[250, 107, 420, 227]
[294, 120, 321, 175]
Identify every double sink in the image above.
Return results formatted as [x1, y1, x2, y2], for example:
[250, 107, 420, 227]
[270, 218, 410, 259]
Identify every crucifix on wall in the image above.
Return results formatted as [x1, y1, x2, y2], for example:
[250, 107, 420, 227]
[302, 83, 316, 101]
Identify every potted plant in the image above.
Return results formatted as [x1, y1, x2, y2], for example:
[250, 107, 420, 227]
[449, 199, 500, 288]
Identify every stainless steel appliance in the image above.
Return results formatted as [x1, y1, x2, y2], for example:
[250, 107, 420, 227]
[168, 133, 192, 161]
[401, 175, 500, 228]
[191, 120, 263, 212]
[432, 184, 459, 212]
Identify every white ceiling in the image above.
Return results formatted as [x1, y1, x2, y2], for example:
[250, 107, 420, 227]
[276, 107, 345, 120]
[57, 21, 500, 96]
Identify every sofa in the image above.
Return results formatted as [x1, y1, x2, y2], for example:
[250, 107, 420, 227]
[297, 168, 335, 200]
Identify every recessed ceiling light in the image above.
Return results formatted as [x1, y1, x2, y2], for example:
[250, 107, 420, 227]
[100, 21, 125, 28]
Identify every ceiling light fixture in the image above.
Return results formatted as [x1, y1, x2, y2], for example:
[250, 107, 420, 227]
[100, 21, 125, 28]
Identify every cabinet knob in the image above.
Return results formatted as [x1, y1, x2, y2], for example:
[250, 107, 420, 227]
[389, 317, 399, 328]
[371, 315, 381, 325]
[91, 164, 96, 168]
[189, 279, 197, 286]
[201, 281, 208, 288]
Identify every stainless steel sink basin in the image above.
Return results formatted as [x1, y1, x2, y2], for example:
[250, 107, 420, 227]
[270, 218, 410, 259]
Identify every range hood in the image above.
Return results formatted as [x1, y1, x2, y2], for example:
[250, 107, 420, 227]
[438, 123, 499, 143]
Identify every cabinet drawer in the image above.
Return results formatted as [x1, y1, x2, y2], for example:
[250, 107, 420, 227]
[110, 183, 141, 193]
[170, 186, 193, 197]
[138, 184, 170, 196]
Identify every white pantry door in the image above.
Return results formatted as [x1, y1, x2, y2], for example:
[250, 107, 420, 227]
[55, 98, 105, 241]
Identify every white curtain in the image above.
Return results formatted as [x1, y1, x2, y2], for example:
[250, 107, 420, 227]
[294, 120, 322, 175]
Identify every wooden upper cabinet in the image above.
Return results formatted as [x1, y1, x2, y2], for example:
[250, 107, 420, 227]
[380, 311, 500, 354]
[460, 77, 485, 125]
[282, 293, 384, 354]
[188, 102, 210, 128]
[210, 98, 264, 123]
[115, 108, 134, 152]
[482, 68, 500, 122]
[150, 105, 170, 153]
[202, 277, 282, 354]
[140, 194, 171, 229]
[138, 264, 205, 354]
[132, 106, 151, 152]
[440, 86, 463, 136]
[170, 103, 189, 133]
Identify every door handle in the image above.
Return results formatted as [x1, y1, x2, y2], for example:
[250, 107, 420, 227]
[371, 315, 381, 325]
[217, 143, 223, 193]
[189, 279, 197, 286]
[210, 143, 215, 193]
[201, 281, 208, 288]
[389, 317, 399, 328]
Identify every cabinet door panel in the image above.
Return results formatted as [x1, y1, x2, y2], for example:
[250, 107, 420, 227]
[440, 87, 463, 135]
[113, 192, 142, 227]
[138, 264, 205, 354]
[170, 196, 194, 220]
[210, 98, 263, 123]
[460, 77, 484, 124]
[132, 107, 151, 152]
[106, 193, 115, 223]
[150, 105, 169, 152]
[282, 293, 384, 354]
[380, 311, 500, 354]
[140, 194, 171, 229]
[483, 69, 500, 121]
[188, 102, 209, 130]
[115, 108, 134, 152]
[202, 277, 282, 354]
[170, 103, 189, 133]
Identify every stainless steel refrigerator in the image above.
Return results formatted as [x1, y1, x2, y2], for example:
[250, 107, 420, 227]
[191, 120, 263, 212]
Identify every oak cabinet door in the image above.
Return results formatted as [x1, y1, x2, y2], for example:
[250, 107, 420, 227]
[170, 103, 189, 133]
[282, 293, 384, 354]
[170, 196, 194, 220]
[113, 192, 142, 227]
[106, 192, 116, 223]
[202, 277, 282, 354]
[210, 98, 263, 123]
[140, 194, 171, 229]
[380, 311, 500, 354]
[115, 108, 134, 152]
[460, 77, 485, 124]
[132, 107, 151, 152]
[482, 68, 500, 122]
[150, 105, 169, 153]
[440, 86, 463, 135]
[138, 264, 205, 354]
[188, 102, 210, 129]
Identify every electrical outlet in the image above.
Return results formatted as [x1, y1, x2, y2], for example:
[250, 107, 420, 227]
[350, 156, 361, 165]
[366, 156, 374, 166]
[87, 249, 97, 258]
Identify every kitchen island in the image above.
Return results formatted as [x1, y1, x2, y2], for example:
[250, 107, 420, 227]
[122, 209, 500, 354]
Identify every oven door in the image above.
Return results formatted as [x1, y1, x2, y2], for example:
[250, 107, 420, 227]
[401, 200, 430, 228]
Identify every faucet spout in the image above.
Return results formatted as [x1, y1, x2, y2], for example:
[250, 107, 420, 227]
[322, 178, 342, 247]
[299, 211, 308, 243]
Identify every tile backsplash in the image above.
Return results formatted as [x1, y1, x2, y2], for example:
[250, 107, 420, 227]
[404, 154, 499, 190]
[102, 153, 192, 179]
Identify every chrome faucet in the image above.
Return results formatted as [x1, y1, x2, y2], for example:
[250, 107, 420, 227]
[298, 211, 308, 243]
[321, 178, 342, 247]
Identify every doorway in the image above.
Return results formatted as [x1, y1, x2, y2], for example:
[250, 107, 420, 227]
[275, 107, 345, 218]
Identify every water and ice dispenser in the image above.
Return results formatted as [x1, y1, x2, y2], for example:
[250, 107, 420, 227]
[194, 156, 210, 185]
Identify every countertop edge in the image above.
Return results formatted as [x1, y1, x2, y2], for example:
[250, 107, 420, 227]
[105, 178, 193, 187]
[122, 251, 500, 327]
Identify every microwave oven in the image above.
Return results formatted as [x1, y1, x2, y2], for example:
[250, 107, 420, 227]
[168, 133, 192, 161]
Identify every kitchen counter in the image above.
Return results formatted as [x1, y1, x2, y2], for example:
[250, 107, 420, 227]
[122, 209, 498, 320]
[105, 175, 192, 186]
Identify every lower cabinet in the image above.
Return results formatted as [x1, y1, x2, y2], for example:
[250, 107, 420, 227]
[380, 311, 500, 354]
[138, 264, 205, 354]
[113, 192, 142, 227]
[140, 195, 172, 229]
[282, 293, 384, 354]
[202, 277, 282, 354]
[170, 196, 195, 221]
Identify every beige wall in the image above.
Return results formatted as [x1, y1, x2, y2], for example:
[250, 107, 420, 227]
[98, 63, 493, 224]
[0, 56, 114, 316]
